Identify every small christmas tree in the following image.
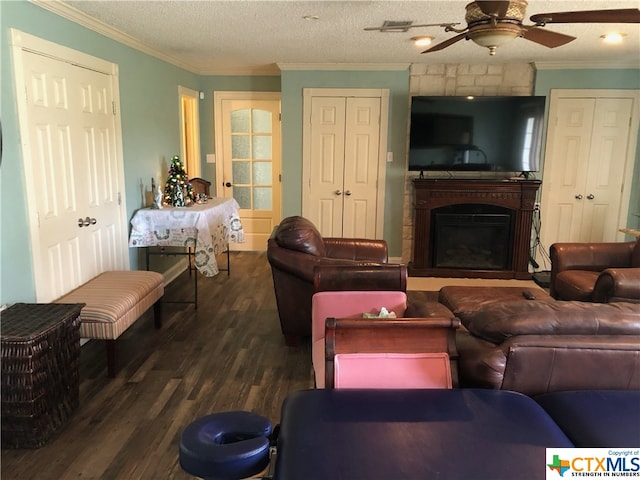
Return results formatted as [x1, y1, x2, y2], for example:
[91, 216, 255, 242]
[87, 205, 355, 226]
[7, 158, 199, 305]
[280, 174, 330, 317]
[163, 156, 194, 207]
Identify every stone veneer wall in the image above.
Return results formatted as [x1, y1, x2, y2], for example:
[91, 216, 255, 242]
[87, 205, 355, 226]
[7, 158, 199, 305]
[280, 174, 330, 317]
[402, 63, 535, 264]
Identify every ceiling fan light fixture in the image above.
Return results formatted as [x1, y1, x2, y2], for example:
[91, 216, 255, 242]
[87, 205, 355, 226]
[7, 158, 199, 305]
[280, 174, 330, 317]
[411, 36, 434, 47]
[468, 26, 522, 55]
[601, 32, 626, 44]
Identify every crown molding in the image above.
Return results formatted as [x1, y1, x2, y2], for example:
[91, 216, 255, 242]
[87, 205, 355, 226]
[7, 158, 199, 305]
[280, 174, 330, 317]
[198, 64, 282, 76]
[277, 63, 410, 71]
[534, 61, 640, 70]
[30, 0, 200, 74]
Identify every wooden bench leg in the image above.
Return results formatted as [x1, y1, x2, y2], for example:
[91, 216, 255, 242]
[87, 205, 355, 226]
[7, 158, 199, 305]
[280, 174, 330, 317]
[105, 340, 117, 378]
[154, 299, 163, 329]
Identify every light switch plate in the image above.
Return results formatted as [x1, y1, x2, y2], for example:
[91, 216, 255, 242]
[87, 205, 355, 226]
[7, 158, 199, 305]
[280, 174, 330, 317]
[386, 152, 393, 163]
[206, 153, 215, 164]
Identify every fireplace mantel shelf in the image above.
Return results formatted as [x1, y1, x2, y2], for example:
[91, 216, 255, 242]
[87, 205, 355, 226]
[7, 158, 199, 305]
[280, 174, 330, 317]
[409, 179, 541, 280]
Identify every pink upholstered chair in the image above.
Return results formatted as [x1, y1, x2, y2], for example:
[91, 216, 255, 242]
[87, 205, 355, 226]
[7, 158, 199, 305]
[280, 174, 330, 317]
[324, 316, 459, 389]
[311, 290, 407, 388]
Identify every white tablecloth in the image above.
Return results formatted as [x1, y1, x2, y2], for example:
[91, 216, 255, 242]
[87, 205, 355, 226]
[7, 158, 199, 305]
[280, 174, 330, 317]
[128, 198, 244, 276]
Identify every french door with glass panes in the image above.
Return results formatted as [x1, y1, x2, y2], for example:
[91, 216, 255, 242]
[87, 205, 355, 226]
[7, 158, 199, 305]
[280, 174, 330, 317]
[214, 92, 281, 250]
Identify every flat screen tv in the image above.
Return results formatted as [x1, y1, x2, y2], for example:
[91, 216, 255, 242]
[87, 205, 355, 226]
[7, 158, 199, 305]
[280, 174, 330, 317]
[408, 95, 546, 174]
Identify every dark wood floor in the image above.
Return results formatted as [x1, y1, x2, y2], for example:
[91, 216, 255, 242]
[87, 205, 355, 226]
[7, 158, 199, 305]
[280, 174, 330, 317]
[1, 252, 314, 479]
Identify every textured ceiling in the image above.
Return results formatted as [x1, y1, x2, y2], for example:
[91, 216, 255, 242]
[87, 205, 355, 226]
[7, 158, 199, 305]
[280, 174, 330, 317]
[46, 1, 640, 74]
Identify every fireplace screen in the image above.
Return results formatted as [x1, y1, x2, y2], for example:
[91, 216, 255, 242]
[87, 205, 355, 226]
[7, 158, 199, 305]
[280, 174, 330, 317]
[431, 205, 514, 270]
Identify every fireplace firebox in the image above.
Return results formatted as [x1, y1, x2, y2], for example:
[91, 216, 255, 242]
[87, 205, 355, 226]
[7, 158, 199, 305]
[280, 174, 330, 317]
[431, 204, 514, 271]
[409, 179, 541, 279]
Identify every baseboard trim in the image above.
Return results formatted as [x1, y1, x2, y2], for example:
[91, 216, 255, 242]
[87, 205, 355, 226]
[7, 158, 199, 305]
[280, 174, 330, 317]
[162, 259, 189, 286]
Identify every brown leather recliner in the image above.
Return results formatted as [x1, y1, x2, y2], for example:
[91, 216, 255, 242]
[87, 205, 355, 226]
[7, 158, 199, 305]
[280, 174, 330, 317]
[550, 238, 640, 303]
[456, 300, 640, 396]
[267, 216, 403, 346]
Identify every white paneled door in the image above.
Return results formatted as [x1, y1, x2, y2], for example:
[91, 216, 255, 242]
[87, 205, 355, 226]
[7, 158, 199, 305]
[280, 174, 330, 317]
[540, 90, 638, 251]
[303, 89, 388, 239]
[13, 31, 128, 302]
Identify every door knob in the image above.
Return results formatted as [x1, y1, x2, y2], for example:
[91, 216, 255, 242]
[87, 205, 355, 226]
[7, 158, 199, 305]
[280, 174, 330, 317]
[575, 194, 583, 200]
[224, 182, 233, 187]
[344, 190, 352, 196]
[587, 193, 595, 200]
[335, 190, 342, 196]
[78, 217, 96, 227]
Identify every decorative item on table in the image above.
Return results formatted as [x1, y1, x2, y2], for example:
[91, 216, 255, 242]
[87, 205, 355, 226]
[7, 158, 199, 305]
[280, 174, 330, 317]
[196, 193, 208, 204]
[163, 156, 195, 207]
[150, 177, 163, 209]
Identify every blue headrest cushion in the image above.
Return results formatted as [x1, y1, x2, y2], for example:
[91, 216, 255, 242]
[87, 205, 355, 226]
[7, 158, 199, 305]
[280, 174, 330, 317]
[180, 411, 272, 479]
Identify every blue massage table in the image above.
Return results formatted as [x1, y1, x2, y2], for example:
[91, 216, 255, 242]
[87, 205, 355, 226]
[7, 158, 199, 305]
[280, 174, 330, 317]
[535, 390, 640, 447]
[178, 389, 640, 479]
[273, 388, 574, 479]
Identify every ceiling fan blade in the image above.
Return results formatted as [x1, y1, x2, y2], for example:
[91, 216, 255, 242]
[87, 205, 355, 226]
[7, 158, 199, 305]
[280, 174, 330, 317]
[421, 32, 468, 54]
[530, 8, 640, 24]
[475, 1, 510, 18]
[522, 27, 576, 48]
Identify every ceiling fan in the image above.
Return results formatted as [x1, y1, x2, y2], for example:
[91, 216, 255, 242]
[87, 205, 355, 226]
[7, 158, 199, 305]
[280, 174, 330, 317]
[369, 1, 640, 56]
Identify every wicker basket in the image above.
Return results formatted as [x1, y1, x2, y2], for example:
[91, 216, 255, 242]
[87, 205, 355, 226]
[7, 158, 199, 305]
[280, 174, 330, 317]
[1, 303, 84, 449]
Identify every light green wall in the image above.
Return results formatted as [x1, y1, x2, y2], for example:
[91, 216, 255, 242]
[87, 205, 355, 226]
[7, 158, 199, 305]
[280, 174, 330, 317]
[280, 69, 410, 255]
[1, 1, 198, 303]
[534, 68, 640, 237]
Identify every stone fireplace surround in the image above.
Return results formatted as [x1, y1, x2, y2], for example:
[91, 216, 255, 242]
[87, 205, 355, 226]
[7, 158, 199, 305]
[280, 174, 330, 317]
[409, 179, 541, 279]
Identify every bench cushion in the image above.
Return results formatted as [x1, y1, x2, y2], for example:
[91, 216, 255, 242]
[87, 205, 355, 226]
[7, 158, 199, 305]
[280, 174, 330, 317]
[55, 271, 164, 340]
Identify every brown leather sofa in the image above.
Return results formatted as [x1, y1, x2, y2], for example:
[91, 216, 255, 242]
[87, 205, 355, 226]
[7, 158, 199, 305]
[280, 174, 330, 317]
[455, 299, 640, 395]
[267, 216, 403, 346]
[550, 238, 640, 303]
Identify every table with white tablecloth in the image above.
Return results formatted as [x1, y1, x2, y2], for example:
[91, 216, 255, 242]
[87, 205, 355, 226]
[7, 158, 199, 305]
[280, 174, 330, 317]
[128, 198, 244, 307]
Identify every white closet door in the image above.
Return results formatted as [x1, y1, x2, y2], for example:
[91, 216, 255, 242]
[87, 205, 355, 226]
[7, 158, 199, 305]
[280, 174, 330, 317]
[580, 98, 633, 241]
[305, 95, 382, 238]
[540, 91, 637, 251]
[307, 96, 346, 237]
[342, 97, 381, 239]
[17, 45, 127, 302]
[540, 97, 595, 243]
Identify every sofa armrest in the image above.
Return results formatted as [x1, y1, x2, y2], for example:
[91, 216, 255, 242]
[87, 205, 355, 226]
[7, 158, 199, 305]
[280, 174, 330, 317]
[323, 237, 388, 263]
[267, 239, 376, 283]
[593, 268, 640, 303]
[550, 241, 635, 297]
[550, 241, 635, 272]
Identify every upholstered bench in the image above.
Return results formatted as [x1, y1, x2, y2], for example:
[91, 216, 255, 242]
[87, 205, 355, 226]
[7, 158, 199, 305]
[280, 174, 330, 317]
[55, 271, 164, 377]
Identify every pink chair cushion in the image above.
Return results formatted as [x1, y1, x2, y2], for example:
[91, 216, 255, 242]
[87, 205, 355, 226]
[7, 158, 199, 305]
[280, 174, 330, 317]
[311, 291, 407, 342]
[333, 353, 452, 389]
[311, 291, 407, 388]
